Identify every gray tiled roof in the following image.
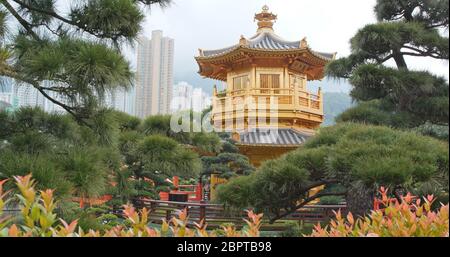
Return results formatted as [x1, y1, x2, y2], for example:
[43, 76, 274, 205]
[203, 45, 239, 58]
[248, 32, 300, 50]
[312, 51, 336, 60]
[239, 128, 310, 146]
[201, 32, 334, 60]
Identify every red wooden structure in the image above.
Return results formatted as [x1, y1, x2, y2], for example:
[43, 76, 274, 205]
[135, 198, 348, 230]
[72, 176, 203, 208]
[159, 176, 203, 202]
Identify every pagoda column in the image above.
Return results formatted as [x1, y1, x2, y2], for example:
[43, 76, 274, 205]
[293, 73, 300, 112]
[318, 87, 323, 113]
[251, 65, 257, 91]
[283, 65, 288, 90]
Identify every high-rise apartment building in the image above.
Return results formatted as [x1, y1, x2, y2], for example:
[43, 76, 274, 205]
[171, 81, 193, 112]
[14, 85, 46, 109]
[0, 91, 13, 110]
[171, 81, 212, 113]
[104, 87, 135, 115]
[1, 79, 56, 112]
[135, 30, 174, 118]
[0, 79, 14, 110]
[8, 80, 134, 115]
[192, 88, 211, 113]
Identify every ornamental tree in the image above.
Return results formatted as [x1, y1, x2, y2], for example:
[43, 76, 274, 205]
[201, 132, 254, 179]
[0, 0, 170, 125]
[327, 0, 449, 132]
[141, 114, 223, 154]
[0, 107, 121, 200]
[137, 135, 202, 179]
[216, 123, 449, 222]
[202, 153, 255, 179]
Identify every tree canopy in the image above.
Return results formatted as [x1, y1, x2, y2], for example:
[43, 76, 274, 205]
[0, 0, 170, 125]
[327, 0, 449, 133]
[137, 135, 202, 178]
[0, 107, 209, 209]
[216, 123, 449, 222]
[0, 107, 120, 198]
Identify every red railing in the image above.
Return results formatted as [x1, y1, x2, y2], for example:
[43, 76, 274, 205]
[134, 199, 347, 230]
[159, 176, 202, 202]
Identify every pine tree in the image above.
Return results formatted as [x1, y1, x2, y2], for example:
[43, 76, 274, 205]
[327, 0, 449, 131]
[0, 0, 170, 125]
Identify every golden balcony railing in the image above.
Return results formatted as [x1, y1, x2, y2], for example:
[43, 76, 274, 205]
[212, 88, 323, 115]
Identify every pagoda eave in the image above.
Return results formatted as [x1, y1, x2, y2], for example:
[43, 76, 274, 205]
[196, 47, 333, 81]
[196, 47, 334, 63]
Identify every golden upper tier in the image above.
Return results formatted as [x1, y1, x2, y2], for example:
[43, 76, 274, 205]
[195, 6, 336, 81]
[254, 4, 278, 33]
[196, 6, 336, 134]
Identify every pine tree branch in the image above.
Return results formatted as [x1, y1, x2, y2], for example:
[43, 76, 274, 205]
[12, 0, 73, 25]
[303, 180, 339, 193]
[12, 0, 169, 42]
[401, 50, 446, 59]
[425, 21, 449, 29]
[269, 191, 347, 224]
[402, 45, 447, 59]
[11, 0, 118, 40]
[0, 65, 90, 127]
[376, 54, 394, 64]
[1, 0, 40, 40]
[136, 0, 171, 7]
[264, 179, 341, 224]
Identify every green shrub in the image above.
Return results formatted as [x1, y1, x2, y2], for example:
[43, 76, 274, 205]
[310, 187, 449, 237]
[0, 174, 264, 237]
[320, 196, 345, 205]
[217, 123, 449, 221]
[216, 175, 254, 209]
[280, 221, 301, 237]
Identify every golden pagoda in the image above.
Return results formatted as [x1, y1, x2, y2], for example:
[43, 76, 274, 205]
[196, 6, 336, 167]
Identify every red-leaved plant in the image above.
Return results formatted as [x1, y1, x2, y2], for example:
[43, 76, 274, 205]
[309, 187, 449, 237]
[0, 174, 262, 237]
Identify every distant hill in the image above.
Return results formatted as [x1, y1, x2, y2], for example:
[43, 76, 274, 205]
[322, 92, 354, 127]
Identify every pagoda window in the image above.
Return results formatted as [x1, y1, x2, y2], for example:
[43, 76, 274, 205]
[233, 75, 249, 91]
[290, 74, 306, 91]
[260, 74, 280, 94]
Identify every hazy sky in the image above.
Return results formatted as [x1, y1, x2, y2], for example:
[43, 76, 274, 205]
[5, 0, 447, 95]
[129, 0, 450, 95]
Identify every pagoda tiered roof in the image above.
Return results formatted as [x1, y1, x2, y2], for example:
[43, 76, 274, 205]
[195, 6, 334, 166]
[195, 6, 336, 81]
[199, 32, 335, 61]
[239, 128, 311, 146]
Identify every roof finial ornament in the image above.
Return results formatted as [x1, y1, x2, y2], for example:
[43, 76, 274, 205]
[300, 37, 308, 48]
[254, 5, 277, 33]
[239, 35, 249, 46]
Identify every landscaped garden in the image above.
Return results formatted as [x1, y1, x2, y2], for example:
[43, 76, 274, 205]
[0, 0, 449, 238]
